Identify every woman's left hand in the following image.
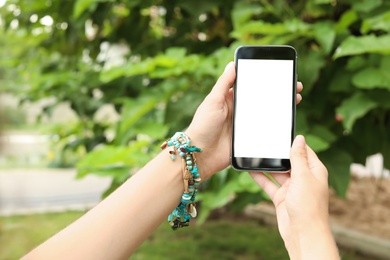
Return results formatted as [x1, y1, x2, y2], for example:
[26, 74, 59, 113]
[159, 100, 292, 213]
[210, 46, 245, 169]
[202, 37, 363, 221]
[186, 62, 303, 180]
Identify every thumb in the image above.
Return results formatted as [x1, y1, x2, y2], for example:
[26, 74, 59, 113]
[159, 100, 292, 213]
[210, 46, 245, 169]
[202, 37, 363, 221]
[210, 62, 236, 97]
[290, 135, 309, 179]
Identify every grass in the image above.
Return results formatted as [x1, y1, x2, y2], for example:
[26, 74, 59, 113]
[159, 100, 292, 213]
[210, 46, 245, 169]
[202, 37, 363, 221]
[0, 211, 85, 259]
[0, 211, 367, 260]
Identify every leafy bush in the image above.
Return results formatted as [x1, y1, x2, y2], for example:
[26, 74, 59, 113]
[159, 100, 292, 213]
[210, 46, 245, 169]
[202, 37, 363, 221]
[1, 0, 389, 221]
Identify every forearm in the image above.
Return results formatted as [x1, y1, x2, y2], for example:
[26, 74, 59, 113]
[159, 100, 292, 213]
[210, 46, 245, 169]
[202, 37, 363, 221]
[24, 150, 183, 259]
[286, 222, 340, 260]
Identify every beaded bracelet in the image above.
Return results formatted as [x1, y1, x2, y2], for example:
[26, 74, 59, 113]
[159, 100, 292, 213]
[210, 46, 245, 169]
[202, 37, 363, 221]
[160, 132, 202, 230]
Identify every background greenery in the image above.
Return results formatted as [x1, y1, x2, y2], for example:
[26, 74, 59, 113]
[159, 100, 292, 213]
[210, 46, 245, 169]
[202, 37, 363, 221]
[0, 211, 366, 260]
[1, 0, 389, 220]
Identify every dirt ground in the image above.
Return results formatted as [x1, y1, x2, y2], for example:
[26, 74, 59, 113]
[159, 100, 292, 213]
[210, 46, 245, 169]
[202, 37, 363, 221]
[329, 176, 390, 240]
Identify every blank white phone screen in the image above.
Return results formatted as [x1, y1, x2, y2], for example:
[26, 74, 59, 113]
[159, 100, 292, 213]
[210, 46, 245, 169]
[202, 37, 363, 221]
[234, 59, 293, 159]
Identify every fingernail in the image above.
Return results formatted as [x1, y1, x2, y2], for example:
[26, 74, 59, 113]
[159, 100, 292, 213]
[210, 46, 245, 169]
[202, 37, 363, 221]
[224, 61, 234, 72]
[294, 135, 306, 148]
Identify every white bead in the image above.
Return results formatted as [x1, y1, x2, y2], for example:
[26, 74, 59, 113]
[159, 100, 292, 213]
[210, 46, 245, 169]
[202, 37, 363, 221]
[189, 205, 197, 218]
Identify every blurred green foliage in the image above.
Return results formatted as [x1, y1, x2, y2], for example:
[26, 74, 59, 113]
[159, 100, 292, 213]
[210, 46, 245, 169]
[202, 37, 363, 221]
[0, 211, 366, 260]
[1, 0, 389, 220]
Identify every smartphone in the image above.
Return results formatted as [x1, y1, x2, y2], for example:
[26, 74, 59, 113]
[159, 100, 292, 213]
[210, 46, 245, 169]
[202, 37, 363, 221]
[231, 45, 297, 172]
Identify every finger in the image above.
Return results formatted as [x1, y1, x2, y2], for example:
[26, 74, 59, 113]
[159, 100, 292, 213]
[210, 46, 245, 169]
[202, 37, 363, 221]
[226, 88, 234, 112]
[306, 144, 328, 183]
[290, 135, 309, 180]
[296, 93, 302, 104]
[210, 62, 236, 97]
[249, 172, 280, 201]
[297, 82, 303, 93]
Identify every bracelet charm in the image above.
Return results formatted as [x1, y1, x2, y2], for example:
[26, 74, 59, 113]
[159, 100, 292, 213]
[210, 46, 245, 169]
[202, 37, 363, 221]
[161, 132, 202, 230]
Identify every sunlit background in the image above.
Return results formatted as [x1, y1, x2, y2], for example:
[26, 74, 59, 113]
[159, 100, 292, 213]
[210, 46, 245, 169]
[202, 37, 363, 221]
[0, 0, 389, 259]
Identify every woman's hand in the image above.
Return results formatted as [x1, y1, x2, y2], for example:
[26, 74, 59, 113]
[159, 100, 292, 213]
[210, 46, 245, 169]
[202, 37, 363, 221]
[186, 62, 303, 180]
[250, 136, 339, 260]
[186, 62, 236, 179]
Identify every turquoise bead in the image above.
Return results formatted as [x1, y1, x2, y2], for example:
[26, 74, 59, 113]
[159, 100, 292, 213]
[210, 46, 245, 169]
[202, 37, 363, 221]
[165, 132, 203, 229]
[181, 194, 191, 203]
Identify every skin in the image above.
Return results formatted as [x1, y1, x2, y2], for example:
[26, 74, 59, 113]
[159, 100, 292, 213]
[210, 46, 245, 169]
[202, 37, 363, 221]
[23, 62, 338, 260]
[250, 136, 340, 260]
[187, 62, 302, 179]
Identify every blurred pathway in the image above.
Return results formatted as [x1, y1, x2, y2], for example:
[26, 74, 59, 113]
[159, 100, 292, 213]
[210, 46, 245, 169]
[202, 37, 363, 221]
[0, 168, 111, 216]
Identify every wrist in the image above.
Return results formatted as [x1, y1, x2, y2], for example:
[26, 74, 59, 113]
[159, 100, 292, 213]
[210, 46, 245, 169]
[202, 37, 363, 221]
[160, 132, 203, 230]
[183, 129, 212, 180]
[285, 221, 339, 260]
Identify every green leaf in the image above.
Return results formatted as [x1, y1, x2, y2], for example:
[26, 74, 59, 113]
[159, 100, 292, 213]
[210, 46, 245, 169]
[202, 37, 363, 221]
[232, 2, 263, 29]
[197, 171, 261, 224]
[297, 50, 325, 92]
[164, 47, 187, 59]
[231, 19, 310, 42]
[367, 89, 390, 109]
[76, 146, 131, 177]
[284, 19, 311, 34]
[231, 21, 288, 38]
[196, 185, 234, 224]
[134, 122, 169, 140]
[165, 91, 205, 130]
[73, 0, 100, 18]
[349, 115, 390, 169]
[319, 149, 352, 198]
[76, 139, 151, 178]
[361, 11, 390, 34]
[336, 92, 377, 131]
[296, 110, 309, 134]
[312, 0, 333, 4]
[126, 60, 156, 78]
[352, 0, 382, 13]
[333, 35, 390, 59]
[100, 66, 128, 83]
[335, 9, 358, 33]
[328, 69, 354, 93]
[313, 22, 336, 54]
[380, 55, 390, 68]
[352, 67, 390, 90]
[305, 134, 330, 153]
[116, 96, 157, 145]
[310, 125, 337, 143]
[237, 172, 262, 193]
[179, 1, 218, 18]
[346, 56, 366, 71]
[230, 191, 268, 211]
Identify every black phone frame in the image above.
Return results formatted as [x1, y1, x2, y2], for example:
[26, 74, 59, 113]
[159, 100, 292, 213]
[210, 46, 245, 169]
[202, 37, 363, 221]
[231, 45, 297, 172]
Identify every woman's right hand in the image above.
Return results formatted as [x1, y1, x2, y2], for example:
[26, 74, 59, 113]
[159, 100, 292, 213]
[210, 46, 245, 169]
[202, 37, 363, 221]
[250, 135, 339, 260]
